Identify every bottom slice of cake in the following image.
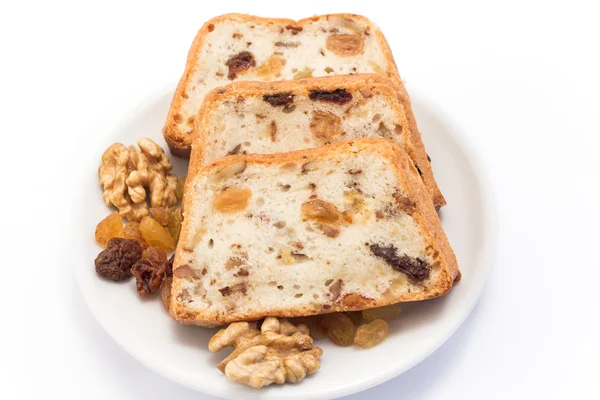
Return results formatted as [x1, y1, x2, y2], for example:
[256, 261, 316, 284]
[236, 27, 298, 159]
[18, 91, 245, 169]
[170, 138, 458, 326]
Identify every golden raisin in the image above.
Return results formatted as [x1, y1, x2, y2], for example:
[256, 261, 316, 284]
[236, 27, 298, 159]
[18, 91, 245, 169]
[212, 187, 252, 214]
[322, 313, 355, 346]
[354, 319, 388, 348]
[301, 199, 343, 225]
[293, 316, 327, 340]
[362, 303, 402, 321]
[344, 190, 365, 213]
[345, 311, 364, 326]
[310, 111, 341, 140]
[95, 212, 124, 247]
[139, 216, 175, 251]
[256, 55, 285, 78]
[326, 34, 364, 56]
[293, 67, 314, 80]
[149, 207, 169, 226]
[175, 176, 186, 202]
[166, 207, 183, 243]
[123, 221, 147, 249]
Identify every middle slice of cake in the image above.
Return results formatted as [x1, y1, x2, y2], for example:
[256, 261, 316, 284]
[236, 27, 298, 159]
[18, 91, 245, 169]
[192, 74, 442, 208]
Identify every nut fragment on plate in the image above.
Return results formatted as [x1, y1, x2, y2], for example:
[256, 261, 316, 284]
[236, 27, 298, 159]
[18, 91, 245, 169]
[209, 317, 322, 388]
[99, 138, 178, 222]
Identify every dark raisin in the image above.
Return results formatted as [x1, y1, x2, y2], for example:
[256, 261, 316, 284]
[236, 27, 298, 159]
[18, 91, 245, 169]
[370, 244, 430, 281]
[309, 89, 352, 104]
[427, 154, 432, 162]
[415, 165, 423, 176]
[94, 238, 142, 281]
[131, 247, 169, 297]
[225, 51, 256, 80]
[131, 260, 167, 297]
[263, 93, 295, 107]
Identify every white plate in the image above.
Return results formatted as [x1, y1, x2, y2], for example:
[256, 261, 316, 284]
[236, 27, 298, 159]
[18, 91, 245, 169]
[73, 85, 497, 400]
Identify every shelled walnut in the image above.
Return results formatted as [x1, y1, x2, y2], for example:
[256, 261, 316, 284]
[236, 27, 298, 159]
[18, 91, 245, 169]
[209, 317, 322, 388]
[99, 138, 178, 222]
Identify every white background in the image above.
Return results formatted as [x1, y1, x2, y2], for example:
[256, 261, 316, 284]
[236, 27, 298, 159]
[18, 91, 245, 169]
[2, 0, 599, 399]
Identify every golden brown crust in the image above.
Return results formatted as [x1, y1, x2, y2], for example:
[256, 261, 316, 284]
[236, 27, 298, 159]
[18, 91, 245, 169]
[368, 22, 447, 208]
[170, 138, 458, 326]
[375, 140, 459, 283]
[164, 134, 191, 158]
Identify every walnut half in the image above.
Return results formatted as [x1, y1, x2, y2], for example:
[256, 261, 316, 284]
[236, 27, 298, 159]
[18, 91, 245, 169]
[99, 138, 178, 222]
[209, 317, 322, 388]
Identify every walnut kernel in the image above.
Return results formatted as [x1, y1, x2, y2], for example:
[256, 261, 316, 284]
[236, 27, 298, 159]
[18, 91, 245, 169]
[209, 318, 321, 388]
